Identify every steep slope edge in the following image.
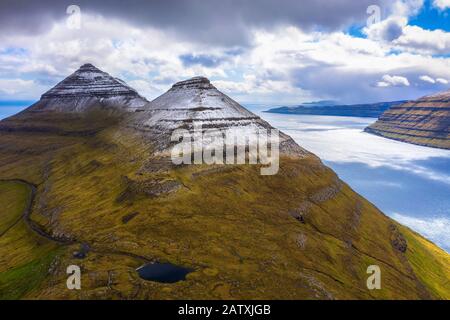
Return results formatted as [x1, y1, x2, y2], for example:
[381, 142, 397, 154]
[365, 89, 450, 149]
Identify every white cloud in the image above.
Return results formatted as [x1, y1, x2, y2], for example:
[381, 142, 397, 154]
[391, 0, 425, 17]
[363, 1, 450, 55]
[392, 213, 450, 252]
[393, 25, 450, 55]
[0, 14, 226, 100]
[364, 16, 407, 42]
[0, 0, 398, 47]
[419, 75, 436, 83]
[419, 75, 450, 85]
[0, 79, 46, 98]
[363, 0, 425, 42]
[127, 79, 163, 99]
[246, 28, 450, 102]
[377, 74, 410, 87]
[376, 82, 390, 87]
[0, 4, 450, 103]
[433, 0, 450, 10]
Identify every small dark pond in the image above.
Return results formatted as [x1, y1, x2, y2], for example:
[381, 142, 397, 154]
[137, 262, 193, 283]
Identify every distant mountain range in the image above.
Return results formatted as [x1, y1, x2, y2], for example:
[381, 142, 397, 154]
[366, 89, 450, 150]
[265, 101, 407, 118]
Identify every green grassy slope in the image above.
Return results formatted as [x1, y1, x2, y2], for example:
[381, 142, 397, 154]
[0, 115, 448, 299]
[0, 180, 60, 299]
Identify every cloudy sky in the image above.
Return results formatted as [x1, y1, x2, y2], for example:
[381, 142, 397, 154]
[0, 0, 449, 104]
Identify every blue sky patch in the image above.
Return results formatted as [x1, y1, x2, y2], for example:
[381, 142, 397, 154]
[410, 0, 450, 32]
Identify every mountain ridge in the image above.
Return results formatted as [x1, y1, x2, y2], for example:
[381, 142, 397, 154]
[0, 64, 448, 300]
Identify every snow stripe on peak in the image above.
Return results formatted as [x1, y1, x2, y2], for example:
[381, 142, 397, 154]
[41, 63, 142, 99]
[25, 64, 149, 113]
[130, 76, 306, 156]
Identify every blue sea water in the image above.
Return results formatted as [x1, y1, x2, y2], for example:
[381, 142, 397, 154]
[252, 110, 450, 252]
[0, 103, 29, 119]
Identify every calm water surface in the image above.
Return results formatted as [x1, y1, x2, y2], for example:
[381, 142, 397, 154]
[137, 262, 193, 283]
[0, 105, 27, 119]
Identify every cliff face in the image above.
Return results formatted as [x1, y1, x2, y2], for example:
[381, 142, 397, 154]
[0, 65, 449, 300]
[365, 90, 450, 149]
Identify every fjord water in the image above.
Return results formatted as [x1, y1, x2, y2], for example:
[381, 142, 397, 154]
[253, 109, 450, 252]
[0, 103, 30, 119]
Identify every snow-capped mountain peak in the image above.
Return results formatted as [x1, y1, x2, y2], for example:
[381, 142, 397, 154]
[135, 76, 260, 127]
[30, 63, 148, 113]
[131, 76, 305, 155]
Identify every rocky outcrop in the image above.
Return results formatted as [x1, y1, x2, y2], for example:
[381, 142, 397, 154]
[389, 224, 408, 253]
[116, 176, 181, 203]
[365, 89, 450, 149]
